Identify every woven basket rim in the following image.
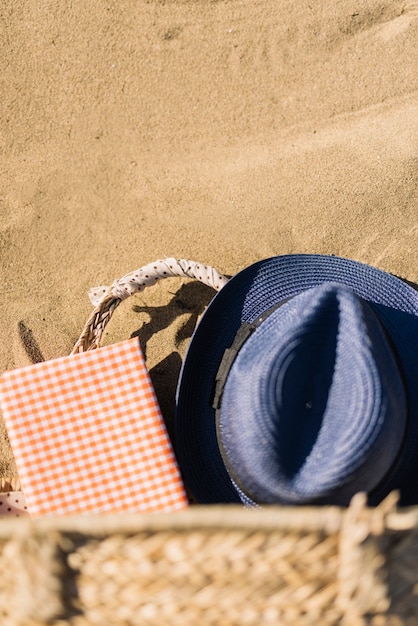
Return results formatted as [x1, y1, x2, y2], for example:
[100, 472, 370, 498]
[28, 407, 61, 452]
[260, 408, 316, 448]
[0, 501, 417, 536]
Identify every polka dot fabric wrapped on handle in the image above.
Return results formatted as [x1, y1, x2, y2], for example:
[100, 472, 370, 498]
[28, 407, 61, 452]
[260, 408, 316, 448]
[72, 257, 229, 353]
[0, 258, 228, 518]
[0, 478, 30, 518]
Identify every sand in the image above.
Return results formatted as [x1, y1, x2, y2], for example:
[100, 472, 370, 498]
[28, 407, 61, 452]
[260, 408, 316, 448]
[0, 0, 417, 478]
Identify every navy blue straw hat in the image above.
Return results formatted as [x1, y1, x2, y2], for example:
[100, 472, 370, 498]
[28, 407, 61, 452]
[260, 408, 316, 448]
[175, 254, 418, 506]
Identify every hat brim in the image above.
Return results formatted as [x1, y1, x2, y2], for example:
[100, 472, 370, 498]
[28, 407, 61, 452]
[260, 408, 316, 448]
[175, 254, 418, 505]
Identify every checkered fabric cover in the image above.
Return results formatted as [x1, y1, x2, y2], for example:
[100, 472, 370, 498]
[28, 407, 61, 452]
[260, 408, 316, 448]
[0, 338, 188, 517]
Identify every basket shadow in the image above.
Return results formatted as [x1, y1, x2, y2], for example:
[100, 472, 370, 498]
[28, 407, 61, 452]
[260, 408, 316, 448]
[130, 281, 219, 442]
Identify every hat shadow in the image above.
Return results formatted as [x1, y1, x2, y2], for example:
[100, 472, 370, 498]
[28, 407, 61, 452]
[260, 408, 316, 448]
[130, 281, 218, 440]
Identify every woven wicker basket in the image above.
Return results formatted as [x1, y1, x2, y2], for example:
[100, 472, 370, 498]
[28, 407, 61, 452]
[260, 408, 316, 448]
[1, 259, 418, 626]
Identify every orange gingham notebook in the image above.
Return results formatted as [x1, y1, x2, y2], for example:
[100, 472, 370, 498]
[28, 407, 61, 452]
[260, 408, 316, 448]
[0, 338, 188, 517]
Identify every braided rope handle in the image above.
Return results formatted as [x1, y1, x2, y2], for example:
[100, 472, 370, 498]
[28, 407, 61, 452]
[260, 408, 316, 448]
[71, 258, 229, 354]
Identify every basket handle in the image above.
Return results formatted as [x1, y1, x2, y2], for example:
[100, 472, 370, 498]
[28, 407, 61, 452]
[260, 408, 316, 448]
[71, 257, 229, 354]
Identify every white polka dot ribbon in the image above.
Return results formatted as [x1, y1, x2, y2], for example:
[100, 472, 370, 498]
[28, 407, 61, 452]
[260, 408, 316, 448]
[88, 258, 229, 307]
[72, 258, 229, 353]
[0, 491, 30, 518]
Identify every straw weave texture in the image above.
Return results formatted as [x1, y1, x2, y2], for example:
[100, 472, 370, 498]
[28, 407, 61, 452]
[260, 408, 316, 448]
[0, 495, 418, 625]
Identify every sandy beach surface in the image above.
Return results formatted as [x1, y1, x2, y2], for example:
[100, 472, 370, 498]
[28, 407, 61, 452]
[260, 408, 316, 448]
[1, 0, 417, 478]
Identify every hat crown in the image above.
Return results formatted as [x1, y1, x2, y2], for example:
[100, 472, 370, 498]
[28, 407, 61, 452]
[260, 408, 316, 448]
[218, 283, 407, 505]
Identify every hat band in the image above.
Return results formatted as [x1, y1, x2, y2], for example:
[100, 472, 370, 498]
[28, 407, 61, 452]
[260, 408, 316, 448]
[212, 297, 293, 412]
